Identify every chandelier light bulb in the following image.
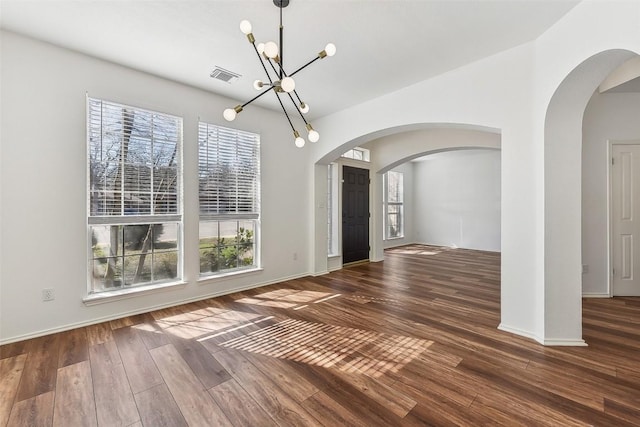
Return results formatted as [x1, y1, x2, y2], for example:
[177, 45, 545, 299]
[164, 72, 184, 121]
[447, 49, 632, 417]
[308, 129, 320, 143]
[325, 43, 336, 57]
[257, 43, 265, 55]
[280, 76, 295, 93]
[293, 130, 305, 148]
[264, 41, 279, 58]
[299, 102, 310, 114]
[239, 20, 252, 35]
[223, 108, 237, 122]
[253, 80, 264, 90]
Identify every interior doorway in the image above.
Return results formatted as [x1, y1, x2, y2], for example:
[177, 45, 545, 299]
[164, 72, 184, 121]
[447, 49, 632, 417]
[342, 165, 370, 264]
[610, 141, 640, 296]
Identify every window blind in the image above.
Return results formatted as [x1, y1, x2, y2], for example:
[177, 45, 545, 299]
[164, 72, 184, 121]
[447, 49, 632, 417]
[88, 98, 181, 217]
[198, 122, 260, 218]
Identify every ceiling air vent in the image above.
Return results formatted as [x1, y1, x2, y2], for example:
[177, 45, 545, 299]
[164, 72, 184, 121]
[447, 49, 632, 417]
[210, 67, 241, 84]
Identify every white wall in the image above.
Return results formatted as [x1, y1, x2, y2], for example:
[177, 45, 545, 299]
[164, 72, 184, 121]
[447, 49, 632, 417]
[413, 149, 501, 252]
[0, 32, 312, 343]
[582, 91, 640, 296]
[382, 162, 414, 249]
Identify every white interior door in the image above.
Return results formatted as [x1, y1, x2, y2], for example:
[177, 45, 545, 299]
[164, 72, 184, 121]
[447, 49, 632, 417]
[611, 143, 640, 296]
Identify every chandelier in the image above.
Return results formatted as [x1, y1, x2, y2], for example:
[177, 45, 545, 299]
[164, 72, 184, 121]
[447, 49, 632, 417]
[222, 0, 336, 148]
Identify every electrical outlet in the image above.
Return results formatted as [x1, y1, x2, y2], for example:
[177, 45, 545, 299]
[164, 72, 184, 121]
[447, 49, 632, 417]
[42, 288, 55, 302]
[582, 264, 589, 274]
[293, 252, 298, 261]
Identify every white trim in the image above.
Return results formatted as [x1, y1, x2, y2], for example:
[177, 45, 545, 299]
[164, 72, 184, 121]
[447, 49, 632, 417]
[327, 255, 342, 272]
[312, 270, 330, 277]
[337, 157, 371, 169]
[499, 323, 588, 346]
[607, 140, 614, 298]
[197, 267, 263, 284]
[542, 338, 588, 347]
[582, 292, 611, 298]
[89, 215, 182, 225]
[498, 323, 543, 344]
[83, 280, 187, 306]
[0, 272, 310, 346]
[199, 213, 259, 221]
[607, 139, 640, 298]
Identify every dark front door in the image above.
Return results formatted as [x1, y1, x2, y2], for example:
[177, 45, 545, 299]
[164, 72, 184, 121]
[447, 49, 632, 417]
[342, 166, 369, 264]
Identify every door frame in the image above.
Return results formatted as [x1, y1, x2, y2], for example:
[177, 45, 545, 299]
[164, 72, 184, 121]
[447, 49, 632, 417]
[608, 139, 640, 297]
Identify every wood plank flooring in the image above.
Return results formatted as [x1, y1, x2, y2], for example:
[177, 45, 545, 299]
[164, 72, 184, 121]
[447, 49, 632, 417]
[1, 244, 640, 426]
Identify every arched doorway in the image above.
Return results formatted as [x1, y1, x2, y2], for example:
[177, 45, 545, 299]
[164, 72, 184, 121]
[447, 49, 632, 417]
[543, 49, 638, 345]
[311, 125, 501, 274]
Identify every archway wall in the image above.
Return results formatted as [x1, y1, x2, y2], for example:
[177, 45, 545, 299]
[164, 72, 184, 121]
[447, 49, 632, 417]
[537, 2, 640, 344]
[543, 50, 637, 345]
[366, 128, 500, 175]
[309, 1, 640, 344]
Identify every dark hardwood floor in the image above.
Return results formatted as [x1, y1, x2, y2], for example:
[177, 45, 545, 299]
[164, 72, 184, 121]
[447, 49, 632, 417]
[1, 244, 640, 426]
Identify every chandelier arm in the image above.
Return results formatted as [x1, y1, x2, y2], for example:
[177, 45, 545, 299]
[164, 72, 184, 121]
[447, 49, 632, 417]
[272, 58, 289, 80]
[289, 56, 322, 78]
[265, 57, 281, 81]
[274, 92, 297, 134]
[292, 90, 303, 105]
[241, 86, 275, 108]
[285, 92, 310, 126]
[251, 43, 277, 84]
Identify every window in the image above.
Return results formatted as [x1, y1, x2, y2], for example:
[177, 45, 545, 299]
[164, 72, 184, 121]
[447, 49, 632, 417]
[88, 98, 182, 293]
[384, 170, 404, 239]
[198, 123, 260, 276]
[327, 163, 339, 256]
[341, 147, 370, 162]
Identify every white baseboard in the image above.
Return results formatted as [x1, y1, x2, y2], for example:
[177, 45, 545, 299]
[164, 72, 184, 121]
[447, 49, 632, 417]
[498, 323, 543, 344]
[498, 323, 588, 347]
[582, 292, 610, 298]
[312, 270, 330, 276]
[0, 272, 310, 345]
[542, 338, 588, 347]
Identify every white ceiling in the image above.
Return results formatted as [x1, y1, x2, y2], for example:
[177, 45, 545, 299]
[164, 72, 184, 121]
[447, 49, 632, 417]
[1, 0, 581, 119]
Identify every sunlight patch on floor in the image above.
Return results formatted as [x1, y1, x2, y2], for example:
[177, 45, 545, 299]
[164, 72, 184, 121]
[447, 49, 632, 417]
[140, 306, 266, 340]
[385, 244, 455, 256]
[219, 318, 432, 378]
[235, 289, 340, 310]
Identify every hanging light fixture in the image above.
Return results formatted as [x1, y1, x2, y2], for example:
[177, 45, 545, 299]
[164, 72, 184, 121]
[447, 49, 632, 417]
[222, 0, 336, 148]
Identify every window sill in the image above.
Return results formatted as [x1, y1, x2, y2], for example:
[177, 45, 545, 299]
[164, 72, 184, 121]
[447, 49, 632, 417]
[83, 280, 187, 306]
[385, 236, 405, 241]
[198, 267, 263, 284]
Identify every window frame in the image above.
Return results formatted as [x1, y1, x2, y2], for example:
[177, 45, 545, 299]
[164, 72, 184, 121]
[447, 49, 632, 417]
[197, 122, 261, 278]
[341, 147, 370, 162]
[86, 97, 183, 298]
